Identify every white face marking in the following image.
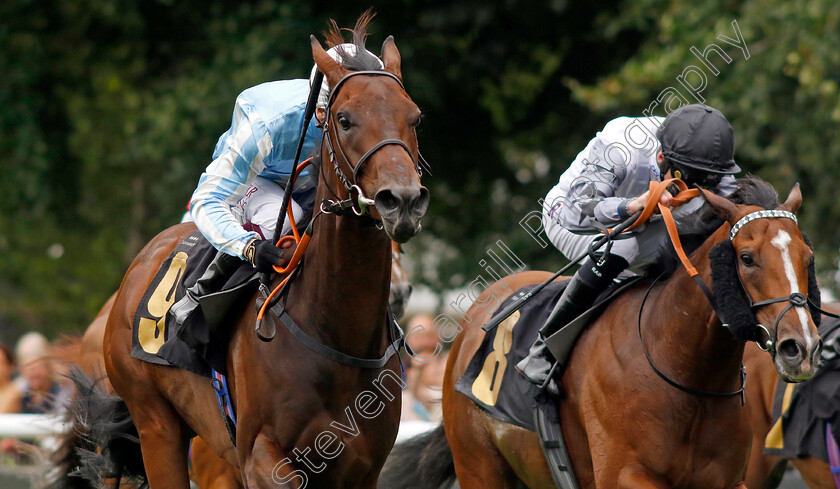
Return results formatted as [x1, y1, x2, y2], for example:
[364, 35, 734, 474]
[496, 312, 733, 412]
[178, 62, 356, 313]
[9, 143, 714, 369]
[770, 230, 813, 349]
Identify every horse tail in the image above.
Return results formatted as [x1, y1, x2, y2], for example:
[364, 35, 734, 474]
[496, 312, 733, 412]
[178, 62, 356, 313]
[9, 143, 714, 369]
[379, 424, 456, 489]
[48, 335, 84, 366]
[47, 366, 147, 489]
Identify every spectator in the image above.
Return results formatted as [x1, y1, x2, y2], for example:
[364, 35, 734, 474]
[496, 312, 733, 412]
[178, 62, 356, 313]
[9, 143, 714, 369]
[401, 314, 448, 422]
[410, 350, 448, 422]
[15, 333, 65, 415]
[0, 343, 21, 413]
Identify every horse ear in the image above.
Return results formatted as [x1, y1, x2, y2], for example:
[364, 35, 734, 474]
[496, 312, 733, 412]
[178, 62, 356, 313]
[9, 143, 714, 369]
[700, 187, 739, 224]
[777, 183, 802, 214]
[311, 35, 346, 91]
[381, 35, 403, 81]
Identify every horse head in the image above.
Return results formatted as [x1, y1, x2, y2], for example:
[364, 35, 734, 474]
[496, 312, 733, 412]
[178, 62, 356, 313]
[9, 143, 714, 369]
[704, 185, 821, 382]
[311, 33, 429, 243]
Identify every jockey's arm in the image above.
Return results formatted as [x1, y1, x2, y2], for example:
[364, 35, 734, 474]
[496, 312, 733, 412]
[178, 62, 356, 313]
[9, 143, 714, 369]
[190, 101, 269, 259]
[543, 145, 632, 237]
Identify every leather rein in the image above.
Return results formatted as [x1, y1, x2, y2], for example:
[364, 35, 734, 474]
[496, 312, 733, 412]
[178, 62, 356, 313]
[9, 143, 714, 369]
[253, 69, 427, 370]
[631, 180, 829, 400]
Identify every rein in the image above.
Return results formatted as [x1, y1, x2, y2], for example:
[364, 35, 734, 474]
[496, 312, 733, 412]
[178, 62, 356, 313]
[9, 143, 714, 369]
[320, 70, 424, 216]
[632, 180, 825, 398]
[628, 179, 746, 400]
[252, 68, 419, 370]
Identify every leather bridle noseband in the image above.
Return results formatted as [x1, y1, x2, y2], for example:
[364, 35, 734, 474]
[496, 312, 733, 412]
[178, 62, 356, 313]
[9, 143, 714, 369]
[639, 207, 825, 400]
[726, 209, 835, 353]
[319, 70, 426, 217]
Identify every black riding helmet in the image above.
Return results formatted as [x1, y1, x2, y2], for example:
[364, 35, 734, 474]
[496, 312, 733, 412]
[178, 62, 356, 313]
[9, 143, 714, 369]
[657, 104, 740, 187]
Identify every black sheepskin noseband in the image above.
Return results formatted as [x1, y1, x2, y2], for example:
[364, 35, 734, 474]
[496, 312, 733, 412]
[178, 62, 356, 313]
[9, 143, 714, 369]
[709, 232, 822, 342]
[709, 241, 758, 341]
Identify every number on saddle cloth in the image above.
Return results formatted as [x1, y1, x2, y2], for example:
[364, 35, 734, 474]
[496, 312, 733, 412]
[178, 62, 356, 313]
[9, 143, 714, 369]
[454, 276, 641, 430]
[130, 230, 259, 377]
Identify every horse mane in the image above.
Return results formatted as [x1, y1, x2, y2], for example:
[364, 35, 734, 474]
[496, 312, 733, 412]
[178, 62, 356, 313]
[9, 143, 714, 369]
[325, 10, 384, 72]
[649, 175, 780, 277]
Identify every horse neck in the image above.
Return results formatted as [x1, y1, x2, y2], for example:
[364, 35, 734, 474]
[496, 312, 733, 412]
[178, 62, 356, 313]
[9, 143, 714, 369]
[288, 183, 392, 357]
[647, 224, 745, 391]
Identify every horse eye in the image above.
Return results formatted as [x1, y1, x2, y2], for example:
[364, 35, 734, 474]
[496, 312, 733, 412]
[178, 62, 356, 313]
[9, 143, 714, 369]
[411, 114, 423, 127]
[337, 114, 351, 130]
[740, 252, 755, 266]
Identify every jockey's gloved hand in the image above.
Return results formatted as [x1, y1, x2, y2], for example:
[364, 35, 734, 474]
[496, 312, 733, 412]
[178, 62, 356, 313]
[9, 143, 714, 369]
[243, 239, 284, 273]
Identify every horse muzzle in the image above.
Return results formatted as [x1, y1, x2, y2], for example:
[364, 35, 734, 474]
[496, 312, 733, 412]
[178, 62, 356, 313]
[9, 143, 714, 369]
[774, 336, 822, 382]
[375, 185, 429, 243]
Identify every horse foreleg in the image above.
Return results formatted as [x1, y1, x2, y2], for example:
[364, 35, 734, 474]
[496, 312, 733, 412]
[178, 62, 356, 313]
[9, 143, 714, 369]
[133, 404, 193, 489]
[793, 457, 836, 489]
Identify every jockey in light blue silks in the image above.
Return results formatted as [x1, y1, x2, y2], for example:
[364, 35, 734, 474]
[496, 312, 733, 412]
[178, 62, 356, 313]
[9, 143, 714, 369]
[515, 104, 742, 392]
[172, 44, 383, 320]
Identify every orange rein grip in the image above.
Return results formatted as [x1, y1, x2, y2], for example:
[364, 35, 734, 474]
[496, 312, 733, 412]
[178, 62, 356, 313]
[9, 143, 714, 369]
[256, 157, 316, 321]
[618, 178, 703, 277]
[625, 178, 696, 232]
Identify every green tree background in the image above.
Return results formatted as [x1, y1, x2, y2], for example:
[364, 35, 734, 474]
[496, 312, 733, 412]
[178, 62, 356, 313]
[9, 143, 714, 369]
[0, 0, 838, 341]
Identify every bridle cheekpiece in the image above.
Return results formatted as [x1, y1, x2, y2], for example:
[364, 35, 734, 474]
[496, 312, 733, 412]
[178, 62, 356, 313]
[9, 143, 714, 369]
[319, 70, 424, 217]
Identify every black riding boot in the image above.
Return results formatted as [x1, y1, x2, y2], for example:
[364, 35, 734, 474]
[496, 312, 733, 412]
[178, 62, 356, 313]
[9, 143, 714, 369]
[515, 253, 629, 390]
[170, 251, 243, 326]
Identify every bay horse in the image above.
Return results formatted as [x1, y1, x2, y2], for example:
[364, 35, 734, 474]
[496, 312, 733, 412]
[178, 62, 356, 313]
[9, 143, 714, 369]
[383, 179, 821, 489]
[744, 302, 840, 489]
[63, 16, 428, 489]
[188, 244, 412, 489]
[51, 240, 411, 489]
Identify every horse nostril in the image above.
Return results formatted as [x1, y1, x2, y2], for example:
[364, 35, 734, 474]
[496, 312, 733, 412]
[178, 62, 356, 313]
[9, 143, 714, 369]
[812, 338, 824, 366]
[414, 186, 430, 215]
[375, 189, 401, 214]
[778, 339, 803, 361]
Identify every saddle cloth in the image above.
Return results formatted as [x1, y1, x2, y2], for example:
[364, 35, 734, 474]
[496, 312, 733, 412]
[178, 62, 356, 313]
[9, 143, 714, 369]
[454, 277, 639, 431]
[764, 315, 840, 462]
[130, 230, 259, 377]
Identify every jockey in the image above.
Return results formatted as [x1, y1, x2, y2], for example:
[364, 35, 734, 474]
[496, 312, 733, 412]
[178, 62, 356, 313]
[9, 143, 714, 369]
[515, 103, 742, 389]
[171, 44, 383, 321]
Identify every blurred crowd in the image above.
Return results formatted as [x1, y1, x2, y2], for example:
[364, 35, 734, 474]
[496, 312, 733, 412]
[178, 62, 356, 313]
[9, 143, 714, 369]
[400, 313, 448, 423]
[0, 332, 71, 460]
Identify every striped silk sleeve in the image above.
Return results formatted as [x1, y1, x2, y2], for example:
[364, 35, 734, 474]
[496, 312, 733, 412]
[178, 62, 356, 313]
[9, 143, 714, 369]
[190, 99, 272, 257]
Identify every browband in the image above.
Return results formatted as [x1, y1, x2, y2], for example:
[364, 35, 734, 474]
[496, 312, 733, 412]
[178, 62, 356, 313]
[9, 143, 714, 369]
[730, 209, 797, 241]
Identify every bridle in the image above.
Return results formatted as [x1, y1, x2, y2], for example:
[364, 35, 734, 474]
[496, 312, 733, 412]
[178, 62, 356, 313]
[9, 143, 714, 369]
[319, 70, 426, 217]
[638, 206, 820, 400]
[726, 209, 834, 353]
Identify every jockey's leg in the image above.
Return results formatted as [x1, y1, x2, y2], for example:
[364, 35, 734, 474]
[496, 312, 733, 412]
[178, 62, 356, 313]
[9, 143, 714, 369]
[235, 176, 304, 239]
[171, 177, 303, 326]
[515, 230, 636, 390]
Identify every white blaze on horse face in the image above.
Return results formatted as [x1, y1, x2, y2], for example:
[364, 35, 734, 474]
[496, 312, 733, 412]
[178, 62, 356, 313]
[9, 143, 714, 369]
[770, 229, 813, 350]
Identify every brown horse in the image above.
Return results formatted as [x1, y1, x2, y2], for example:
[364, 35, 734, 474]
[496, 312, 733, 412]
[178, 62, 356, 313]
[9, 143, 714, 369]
[383, 180, 821, 489]
[51, 240, 411, 489]
[60, 16, 427, 489]
[744, 302, 840, 489]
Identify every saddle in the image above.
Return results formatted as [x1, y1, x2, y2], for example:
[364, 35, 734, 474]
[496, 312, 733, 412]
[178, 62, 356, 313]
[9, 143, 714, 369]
[130, 230, 259, 377]
[455, 274, 642, 429]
